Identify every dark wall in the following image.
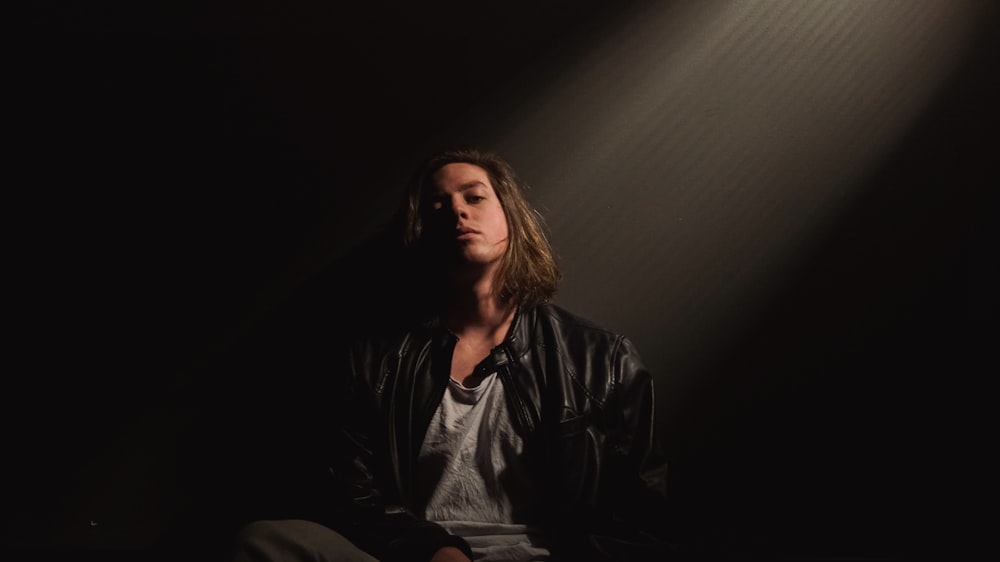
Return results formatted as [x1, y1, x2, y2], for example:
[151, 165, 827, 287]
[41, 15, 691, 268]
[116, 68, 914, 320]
[9, 1, 997, 558]
[662, 29, 998, 556]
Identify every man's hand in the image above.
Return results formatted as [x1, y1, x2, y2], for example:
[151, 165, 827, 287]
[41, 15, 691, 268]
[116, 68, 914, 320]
[429, 546, 472, 562]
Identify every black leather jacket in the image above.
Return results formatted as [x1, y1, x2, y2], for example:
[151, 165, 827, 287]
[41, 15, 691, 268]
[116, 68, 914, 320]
[324, 303, 672, 562]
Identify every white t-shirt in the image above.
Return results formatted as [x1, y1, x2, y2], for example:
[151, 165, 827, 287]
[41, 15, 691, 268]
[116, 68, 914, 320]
[418, 372, 550, 561]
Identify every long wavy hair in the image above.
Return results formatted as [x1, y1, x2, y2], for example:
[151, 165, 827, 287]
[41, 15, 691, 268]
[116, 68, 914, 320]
[398, 147, 562, 309]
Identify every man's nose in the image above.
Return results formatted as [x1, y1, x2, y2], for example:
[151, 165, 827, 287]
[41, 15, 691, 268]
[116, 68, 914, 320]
[451, 198, 470, 218]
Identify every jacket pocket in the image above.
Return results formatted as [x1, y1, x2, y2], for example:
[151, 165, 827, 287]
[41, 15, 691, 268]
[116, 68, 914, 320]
[556, 413, 590, 437]
[549, 413, 602, 512]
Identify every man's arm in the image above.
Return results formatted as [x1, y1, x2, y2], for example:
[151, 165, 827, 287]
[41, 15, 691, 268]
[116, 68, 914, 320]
[600, 336, 676, 548]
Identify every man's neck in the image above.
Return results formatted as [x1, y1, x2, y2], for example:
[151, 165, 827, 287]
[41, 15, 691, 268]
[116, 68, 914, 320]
[446, 295, 514, 335]
[443, 277, 515, 339]
[440, 271, 517, 384]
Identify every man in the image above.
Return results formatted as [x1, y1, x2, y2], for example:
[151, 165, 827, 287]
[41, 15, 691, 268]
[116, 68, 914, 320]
[232, 148, 673, 562]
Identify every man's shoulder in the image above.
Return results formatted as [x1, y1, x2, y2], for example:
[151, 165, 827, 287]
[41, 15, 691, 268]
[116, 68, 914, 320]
[533, 303, 620, 337]
[528, 303, 629, 355]
[527, 304, 649, 398]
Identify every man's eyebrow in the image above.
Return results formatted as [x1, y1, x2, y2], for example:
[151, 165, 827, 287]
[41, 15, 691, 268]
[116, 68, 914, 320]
[431, 180, 488, 195]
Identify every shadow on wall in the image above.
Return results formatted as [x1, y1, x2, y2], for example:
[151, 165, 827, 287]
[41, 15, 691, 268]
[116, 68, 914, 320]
[164, 220, 421, 555]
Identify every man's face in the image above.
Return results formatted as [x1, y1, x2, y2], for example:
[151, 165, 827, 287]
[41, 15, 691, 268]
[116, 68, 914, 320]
[426, 162, 510, 270]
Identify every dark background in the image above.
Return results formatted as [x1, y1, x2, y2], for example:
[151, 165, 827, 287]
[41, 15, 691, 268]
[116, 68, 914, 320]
[9, 1, 998, 559]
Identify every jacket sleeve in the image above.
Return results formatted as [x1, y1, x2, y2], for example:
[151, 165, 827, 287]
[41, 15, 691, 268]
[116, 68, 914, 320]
[594, 335, 678, 558]
[323, 340, 473, 562]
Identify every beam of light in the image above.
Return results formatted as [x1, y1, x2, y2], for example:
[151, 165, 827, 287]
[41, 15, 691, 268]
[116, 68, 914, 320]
[463, 0, 987, 391]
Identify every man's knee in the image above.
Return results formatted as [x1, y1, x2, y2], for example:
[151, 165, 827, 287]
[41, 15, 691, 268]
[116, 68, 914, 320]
[232, 519, 378, 562]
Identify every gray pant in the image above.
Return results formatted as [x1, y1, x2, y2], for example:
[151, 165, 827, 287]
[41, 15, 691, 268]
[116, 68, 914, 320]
[232, 519, 380, 562]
